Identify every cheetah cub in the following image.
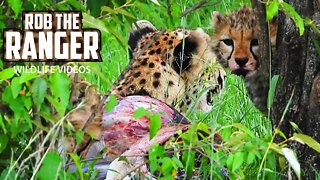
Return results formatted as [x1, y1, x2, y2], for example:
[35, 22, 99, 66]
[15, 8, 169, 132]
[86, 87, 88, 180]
[211, 7, 277, 112]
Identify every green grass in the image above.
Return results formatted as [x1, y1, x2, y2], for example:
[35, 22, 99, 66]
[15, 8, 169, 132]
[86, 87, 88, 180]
[190, 73, 271, 135]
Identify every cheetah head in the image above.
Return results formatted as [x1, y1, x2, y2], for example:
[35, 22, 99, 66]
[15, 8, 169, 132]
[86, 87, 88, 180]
[211, 7, 277, 77]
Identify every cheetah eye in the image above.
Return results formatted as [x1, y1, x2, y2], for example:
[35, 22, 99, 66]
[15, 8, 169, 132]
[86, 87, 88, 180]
[251, 38, 259, 46]
[221, 39, 234, 46]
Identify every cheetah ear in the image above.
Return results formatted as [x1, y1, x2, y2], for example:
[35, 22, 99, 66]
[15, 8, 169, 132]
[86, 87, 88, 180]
[211, 11, 226, 28]
[172, 35, 198, 73]
[128, 20, 158, 59]
[131, 20, 157, 32]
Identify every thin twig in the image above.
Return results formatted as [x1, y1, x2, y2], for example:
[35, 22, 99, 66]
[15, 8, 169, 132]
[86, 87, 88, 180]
[30, 117, 66, 179]
[180, 0, 222, 18]
[98, 0, 133, 19]
[16, 150, 42, 177]
[5, 131, 41, 180]
[119, 161, 147, 180]
[64, 156, 112, 167]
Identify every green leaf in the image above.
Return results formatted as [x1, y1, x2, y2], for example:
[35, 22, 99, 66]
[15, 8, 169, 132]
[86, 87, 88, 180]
[135, 2, 166, 28]
[247, 152, 256, 164]
[195, 122, 211, 135]
[105, 95, 117, 112]
[226, 153, 234, 170]
[45, 95, 61, 116]
[232, 151, 245, 171]
[106, 25, 127, 49]
[268, 75, 279, 109]
[233, 123, 255, 138]
[2, 86, 25, 120]
[7, 0, 22, 18]
[19, 72, 38, 83]
[266, 1, 279, 21]
[275, 128, 287, 140]
[149, 113, 162, 140]
[0, 115, 7, 134]
[37, 111, 57, 123]
[289, 121, 303, 134]
[132, 107, 148, 118]
[110, 16, 125, 26]
[221, 127, 232, 141]
[32, 78, 47, 107]
[279, 89, 295, 124]
[278, 156, 286, 170]
[22, 95, 32, 110]
[296, 18, 305, 36]
[82, 13, 108, 33]
[36, 152, 62, 180]
[266, 153, 276, 170]
[292, 133, 320, 153]
[66, 0, 86, 11]
[0, 167, 16, 180]
[149, 143, 166, 173]
[10, 77, 21, 99]
[101, 6, 115, 14]
[254, 150, 262, 160]
[160, 157, 173, 173]
[75, 130, 85, 145]
[49, 73, 70, 116]
[0, 134, 8, 154]
[281, 2, 305, 36]
[0, 68, 15, 80]
[69, 153, 84, 180]
[116, 9, 135, 19]
[182, 150, 195, 178]
[172, 157, 183, 168]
